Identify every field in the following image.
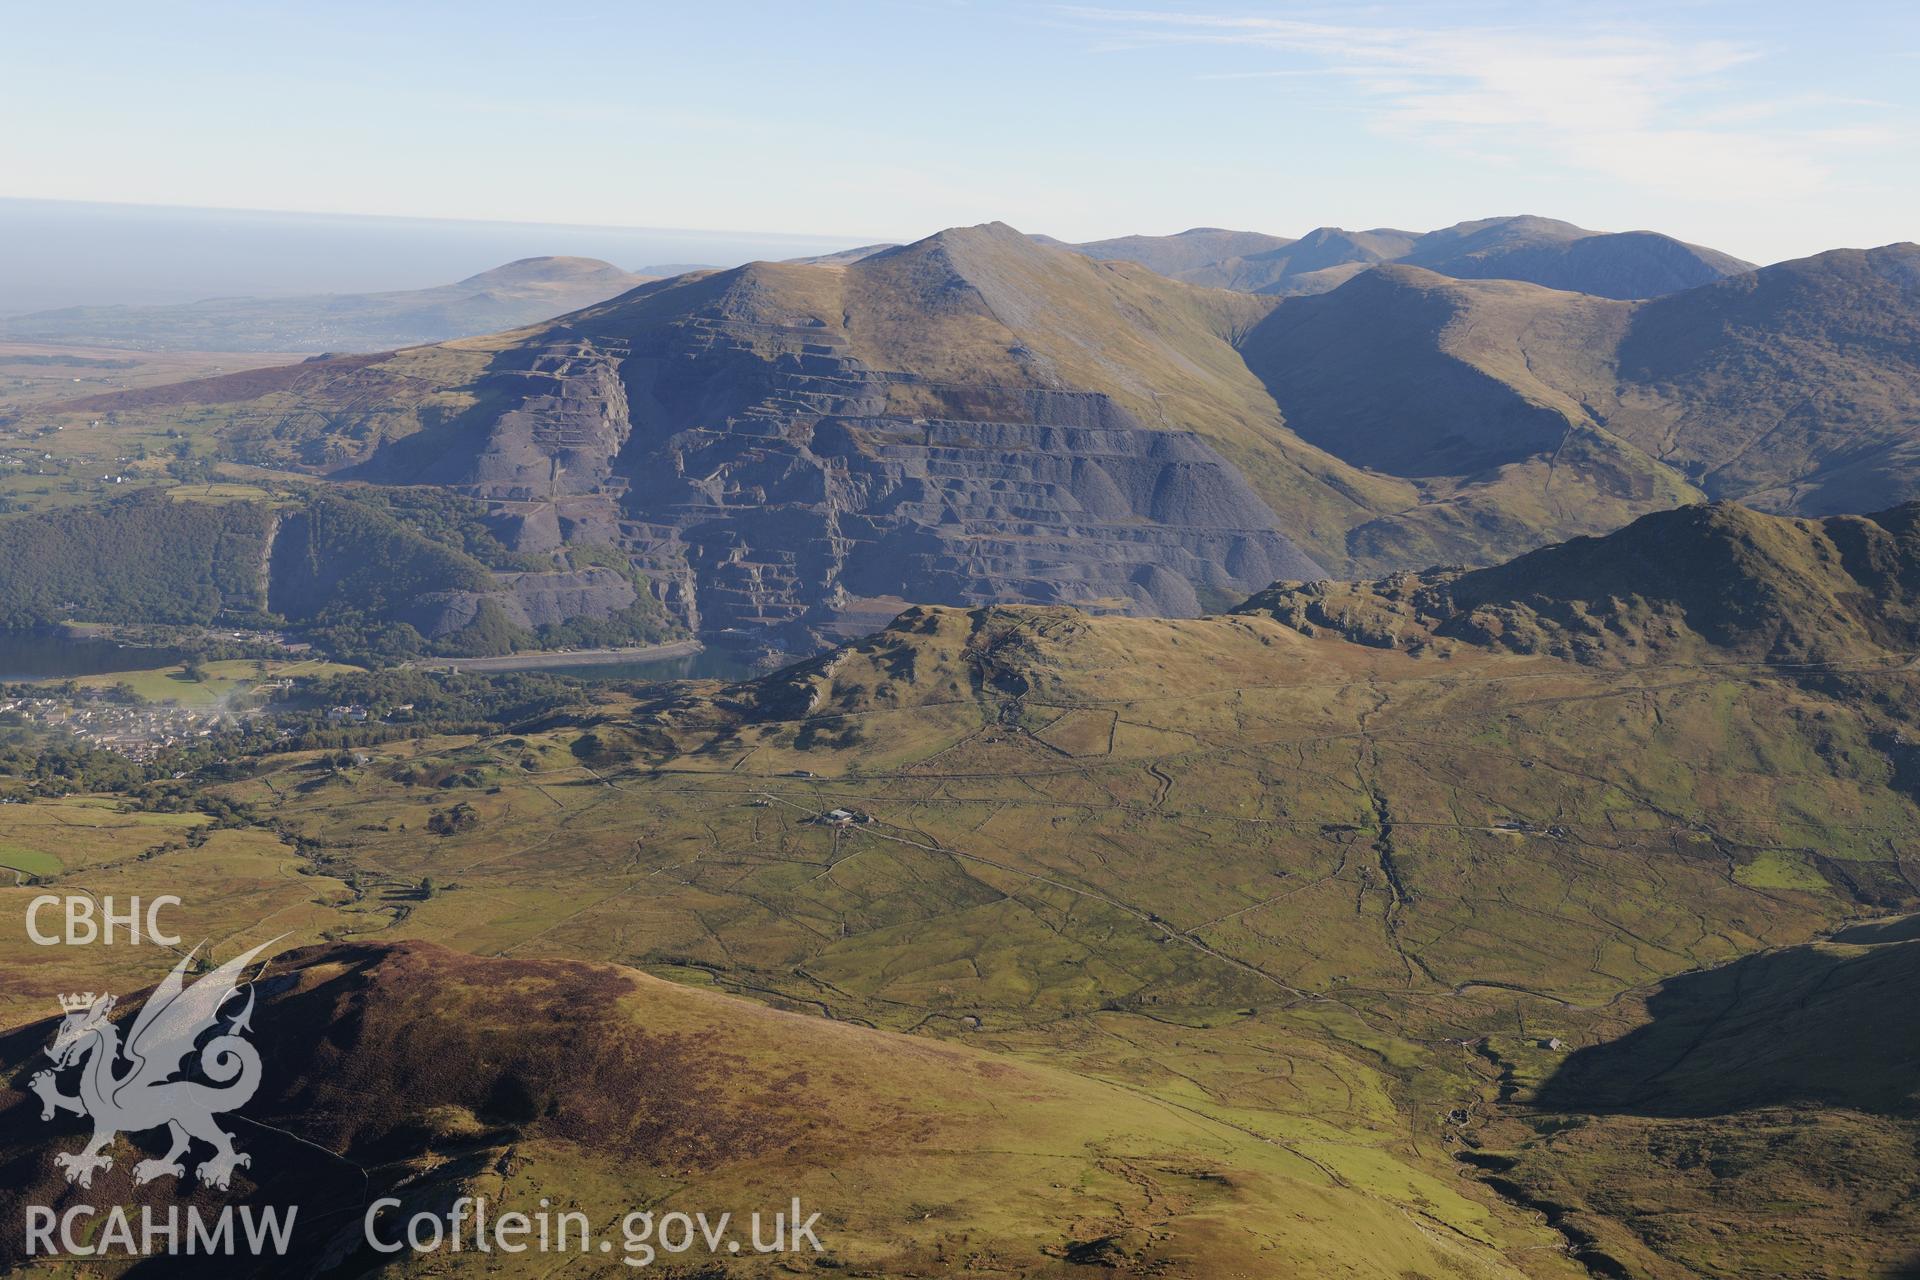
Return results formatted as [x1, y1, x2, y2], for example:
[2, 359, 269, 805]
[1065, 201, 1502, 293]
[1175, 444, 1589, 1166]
[0, 843, 62, 878]
[54, 656, 360, 705]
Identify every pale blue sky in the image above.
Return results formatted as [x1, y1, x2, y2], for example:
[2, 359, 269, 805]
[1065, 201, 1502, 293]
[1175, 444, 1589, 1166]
[3, 0, 1916, 264]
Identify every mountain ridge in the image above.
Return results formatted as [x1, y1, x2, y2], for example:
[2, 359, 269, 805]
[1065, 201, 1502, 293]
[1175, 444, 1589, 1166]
[1073, 213, 1754, 299]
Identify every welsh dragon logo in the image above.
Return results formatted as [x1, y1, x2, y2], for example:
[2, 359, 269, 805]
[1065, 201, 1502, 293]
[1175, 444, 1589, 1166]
[30, 938, 281, 1190]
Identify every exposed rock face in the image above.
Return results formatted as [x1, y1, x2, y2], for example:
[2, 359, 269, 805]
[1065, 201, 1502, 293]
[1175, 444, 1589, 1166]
[351, 232, 1326, 651]
[415, 341, 633, 498]
[419, 347, 1320, 646]
[634, 408, 1321, 635]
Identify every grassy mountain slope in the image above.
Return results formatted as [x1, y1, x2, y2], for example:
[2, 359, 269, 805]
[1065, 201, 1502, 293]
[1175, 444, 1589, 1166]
[1236, 265, 1698, 566]
[166, 503, 1916, 1276]
[1242, 502, 1920, 667]
[1070, 226, 1303, 289]
[0, 940, 1535, 1276]
[1071, 225, 1417, 295]
[0, 257, 654, 353]
[845, 224, 1416, 554]
[1072, 215, 1752, 300]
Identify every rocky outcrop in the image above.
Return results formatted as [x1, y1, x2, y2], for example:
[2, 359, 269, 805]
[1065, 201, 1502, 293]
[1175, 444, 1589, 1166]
[1241, 501, 1920, 667]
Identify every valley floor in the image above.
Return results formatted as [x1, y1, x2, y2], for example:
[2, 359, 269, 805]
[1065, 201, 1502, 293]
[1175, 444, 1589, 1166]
[4, 603, 1915, 1276]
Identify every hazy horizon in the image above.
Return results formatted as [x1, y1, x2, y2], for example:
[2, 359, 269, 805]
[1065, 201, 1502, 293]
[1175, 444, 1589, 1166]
[3, 3, 1914, 273]
[10, 193, 1914, 319]
[0, 197, 878, 314]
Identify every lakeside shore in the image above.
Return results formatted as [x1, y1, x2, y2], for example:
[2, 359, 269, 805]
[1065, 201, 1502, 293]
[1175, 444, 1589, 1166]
[419, 639, 703, 674]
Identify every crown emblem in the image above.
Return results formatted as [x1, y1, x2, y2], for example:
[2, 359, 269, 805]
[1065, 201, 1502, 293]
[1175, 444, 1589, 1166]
[58, 992, 99, 1013]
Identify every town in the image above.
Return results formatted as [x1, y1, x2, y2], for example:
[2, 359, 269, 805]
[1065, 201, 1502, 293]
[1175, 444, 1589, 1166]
[0, 692, 236, 760]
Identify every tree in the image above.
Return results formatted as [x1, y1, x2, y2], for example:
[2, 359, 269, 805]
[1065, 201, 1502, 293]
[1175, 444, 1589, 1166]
[427, 802, 478, 836]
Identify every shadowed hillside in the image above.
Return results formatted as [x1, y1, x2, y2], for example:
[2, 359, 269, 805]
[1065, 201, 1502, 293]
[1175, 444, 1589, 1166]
[1538, 933, 1920, 1118]
[1233, 263, 1689, 566]
[1239, 266, 1627, 477]
[1468, 925, 1920, 1279]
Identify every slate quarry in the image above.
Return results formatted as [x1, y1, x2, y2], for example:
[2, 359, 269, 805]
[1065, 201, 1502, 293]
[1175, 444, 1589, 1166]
[404, 325, 1323, 650]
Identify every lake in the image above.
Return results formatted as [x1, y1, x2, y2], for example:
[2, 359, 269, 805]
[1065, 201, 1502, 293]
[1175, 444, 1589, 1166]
[0, 631, 187, 682]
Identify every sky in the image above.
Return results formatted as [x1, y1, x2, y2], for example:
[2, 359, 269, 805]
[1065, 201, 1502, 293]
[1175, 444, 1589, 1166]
[2, 0, 1916, 268]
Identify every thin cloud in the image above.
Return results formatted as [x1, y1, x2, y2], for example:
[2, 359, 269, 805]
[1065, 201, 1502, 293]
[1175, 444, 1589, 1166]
[1194, 68, 1342, 81]
[1063, 6, 1899, 198]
